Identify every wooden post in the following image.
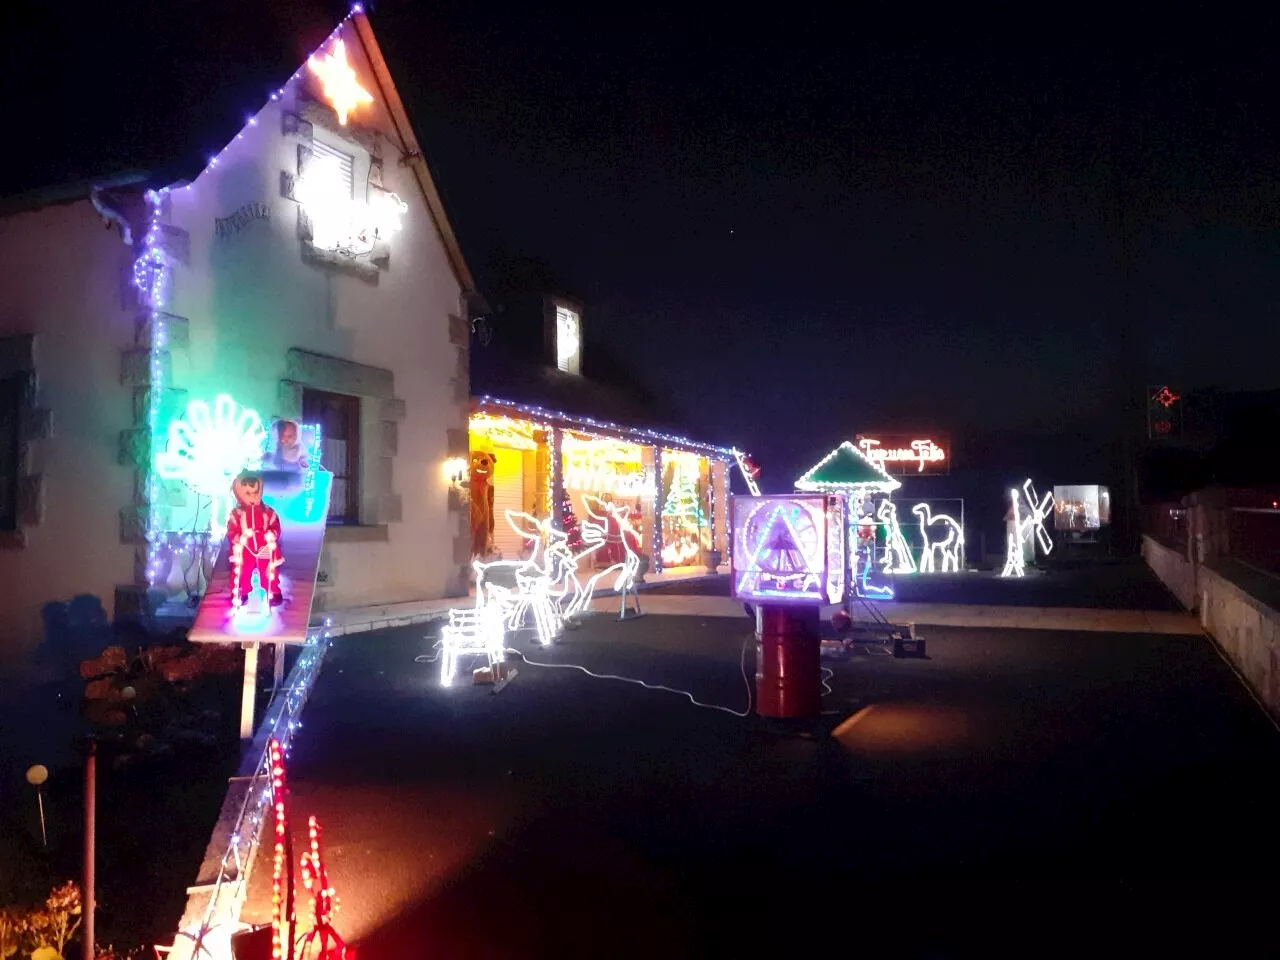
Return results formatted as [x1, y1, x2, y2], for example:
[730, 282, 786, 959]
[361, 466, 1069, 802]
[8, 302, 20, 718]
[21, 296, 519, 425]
[273, 642, 286, 691]
[240, 642, 259, 740]
[550, 426, 564, 528]
[82, 739, 96, 960]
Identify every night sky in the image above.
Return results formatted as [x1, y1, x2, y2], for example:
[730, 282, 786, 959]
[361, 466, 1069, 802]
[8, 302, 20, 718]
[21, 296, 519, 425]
[6, 1, 1280, 482]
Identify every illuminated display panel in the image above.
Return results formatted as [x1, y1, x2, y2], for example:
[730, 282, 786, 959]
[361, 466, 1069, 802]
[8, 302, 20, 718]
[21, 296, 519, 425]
[468, 413, 541, 451]
[1053, 485, 1111, 531]
[731, 494, 843, 604]
[825, 495, 846, 604]
[562, 433, 649, 497]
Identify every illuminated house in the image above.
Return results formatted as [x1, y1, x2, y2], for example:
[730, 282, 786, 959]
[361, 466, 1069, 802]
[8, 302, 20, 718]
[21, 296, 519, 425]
[468, 276, 734, 575]
[0, 8, 476, 658]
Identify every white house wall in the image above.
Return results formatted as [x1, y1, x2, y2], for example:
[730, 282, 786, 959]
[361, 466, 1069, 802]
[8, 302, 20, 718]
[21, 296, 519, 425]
[161, 29, 467, 611]
[0, 200, 138, 661]
[0, 20, 469, 662]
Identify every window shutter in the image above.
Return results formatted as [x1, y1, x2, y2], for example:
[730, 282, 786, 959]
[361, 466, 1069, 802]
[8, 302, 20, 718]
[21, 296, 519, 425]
[310, 140, 355, 198]
[490, 449, 526, 559]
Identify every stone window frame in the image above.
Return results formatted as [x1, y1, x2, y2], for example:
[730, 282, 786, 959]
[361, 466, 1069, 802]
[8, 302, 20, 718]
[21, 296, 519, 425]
[279, 100, 395, 283]
[0, 335, 50, 549]
[279, 348, 405, 546]
[0, 335, 49, 547]
[543, 294, 585, 376]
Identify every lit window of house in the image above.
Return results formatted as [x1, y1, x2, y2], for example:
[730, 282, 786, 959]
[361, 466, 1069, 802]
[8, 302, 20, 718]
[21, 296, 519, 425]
[0, 375, 20, 532]
[302, 388, 361, 525]
[310, 138, 355, 198]
[556, 305, 581, 375]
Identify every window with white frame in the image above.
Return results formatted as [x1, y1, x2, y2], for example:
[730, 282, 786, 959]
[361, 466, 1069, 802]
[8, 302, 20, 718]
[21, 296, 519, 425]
[556, 306, 581, 375]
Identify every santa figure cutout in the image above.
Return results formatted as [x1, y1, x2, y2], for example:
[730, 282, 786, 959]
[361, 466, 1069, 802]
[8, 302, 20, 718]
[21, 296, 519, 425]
[227, 471, 285, 609]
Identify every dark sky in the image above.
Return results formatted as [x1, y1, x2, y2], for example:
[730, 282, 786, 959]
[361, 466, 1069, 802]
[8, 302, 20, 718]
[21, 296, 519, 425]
[6, 1, 1280, 479]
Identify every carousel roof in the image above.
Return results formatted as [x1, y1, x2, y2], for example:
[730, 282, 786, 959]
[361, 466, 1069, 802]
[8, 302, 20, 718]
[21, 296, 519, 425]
[794, 441, 901, 493]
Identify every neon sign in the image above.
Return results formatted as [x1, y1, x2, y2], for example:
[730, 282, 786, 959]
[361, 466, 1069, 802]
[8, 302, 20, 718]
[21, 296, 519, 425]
[855, 435, 949, 475]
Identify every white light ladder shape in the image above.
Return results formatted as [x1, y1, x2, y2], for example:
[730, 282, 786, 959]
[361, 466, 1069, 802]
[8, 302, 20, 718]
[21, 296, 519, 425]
[440, 562, 510, 686]
[732, 448, 760, 496]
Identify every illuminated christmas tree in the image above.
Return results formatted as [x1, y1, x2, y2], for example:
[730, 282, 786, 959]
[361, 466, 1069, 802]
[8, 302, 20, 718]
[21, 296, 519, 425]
[661, 464, 706, 566]
[663, 467, 706, 526]
[561, 493, 585, 551]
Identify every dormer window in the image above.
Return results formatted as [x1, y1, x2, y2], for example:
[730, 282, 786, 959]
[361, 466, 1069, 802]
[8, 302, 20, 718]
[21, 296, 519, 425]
[556, 305, 581, 375]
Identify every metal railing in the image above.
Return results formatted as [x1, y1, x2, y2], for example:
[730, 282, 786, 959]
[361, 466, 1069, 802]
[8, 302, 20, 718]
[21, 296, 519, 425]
[1229, 507, 1280, 576]
[1143, 503, 1188, 552]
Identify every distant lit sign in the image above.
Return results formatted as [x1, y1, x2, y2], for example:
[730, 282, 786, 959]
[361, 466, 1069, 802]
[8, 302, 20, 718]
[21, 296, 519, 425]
[855, 435, 950, 476]
[1146, 386, 1183, 439]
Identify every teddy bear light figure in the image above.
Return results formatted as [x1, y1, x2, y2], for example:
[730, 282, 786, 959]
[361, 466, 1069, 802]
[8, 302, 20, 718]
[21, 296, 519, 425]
[227, 470, 285, 610]
[469, 449, 498, 557]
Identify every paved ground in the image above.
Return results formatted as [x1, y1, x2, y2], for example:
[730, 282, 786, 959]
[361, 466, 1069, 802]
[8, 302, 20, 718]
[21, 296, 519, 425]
[241, 613, 1280, 957]
[648, 558, 1186, 610]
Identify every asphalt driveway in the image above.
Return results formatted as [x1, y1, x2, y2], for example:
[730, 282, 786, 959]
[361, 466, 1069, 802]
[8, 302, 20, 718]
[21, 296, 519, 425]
[241, 612, 1280, 957]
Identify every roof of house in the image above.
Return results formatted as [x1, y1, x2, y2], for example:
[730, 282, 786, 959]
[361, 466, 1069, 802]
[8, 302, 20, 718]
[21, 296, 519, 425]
[1, 5, 474, 291]
[794, 441, 901, 492]
[470, 330, 736, 458]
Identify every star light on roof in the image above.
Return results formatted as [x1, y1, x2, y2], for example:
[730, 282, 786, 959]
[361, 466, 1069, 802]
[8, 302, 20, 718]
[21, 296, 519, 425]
[308, 38, 373, 126]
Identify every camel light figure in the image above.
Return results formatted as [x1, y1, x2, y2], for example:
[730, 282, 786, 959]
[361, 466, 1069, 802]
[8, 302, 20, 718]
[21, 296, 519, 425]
[912, 503, 964, 573]
[877, 499, 917, 574]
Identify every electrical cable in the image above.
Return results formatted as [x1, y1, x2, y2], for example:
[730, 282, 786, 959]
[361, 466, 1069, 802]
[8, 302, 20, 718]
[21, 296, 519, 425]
[422, 625, 840, 712]
[505, 636, 754, 718]
[414, 637, 444, 665]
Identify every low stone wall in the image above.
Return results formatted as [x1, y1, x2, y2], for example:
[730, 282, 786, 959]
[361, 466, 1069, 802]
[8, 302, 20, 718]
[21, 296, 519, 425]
[1142, 535, 1197, 609]
[1199, 564, 1280, 714]
[1144, 534, 1280, 716]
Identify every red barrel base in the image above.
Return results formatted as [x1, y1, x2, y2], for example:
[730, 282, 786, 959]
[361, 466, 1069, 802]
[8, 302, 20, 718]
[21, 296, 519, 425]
[755, 605, 821, 718]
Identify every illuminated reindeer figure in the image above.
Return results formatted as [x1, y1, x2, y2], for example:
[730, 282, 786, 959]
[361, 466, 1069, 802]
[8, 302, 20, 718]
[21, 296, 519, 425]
[912, 503, 964, 573]
[544, 510, 607, 619]
[563, 496, 643, 621]
[442, 503, 644, 685]
[499, 511, 570, 645]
